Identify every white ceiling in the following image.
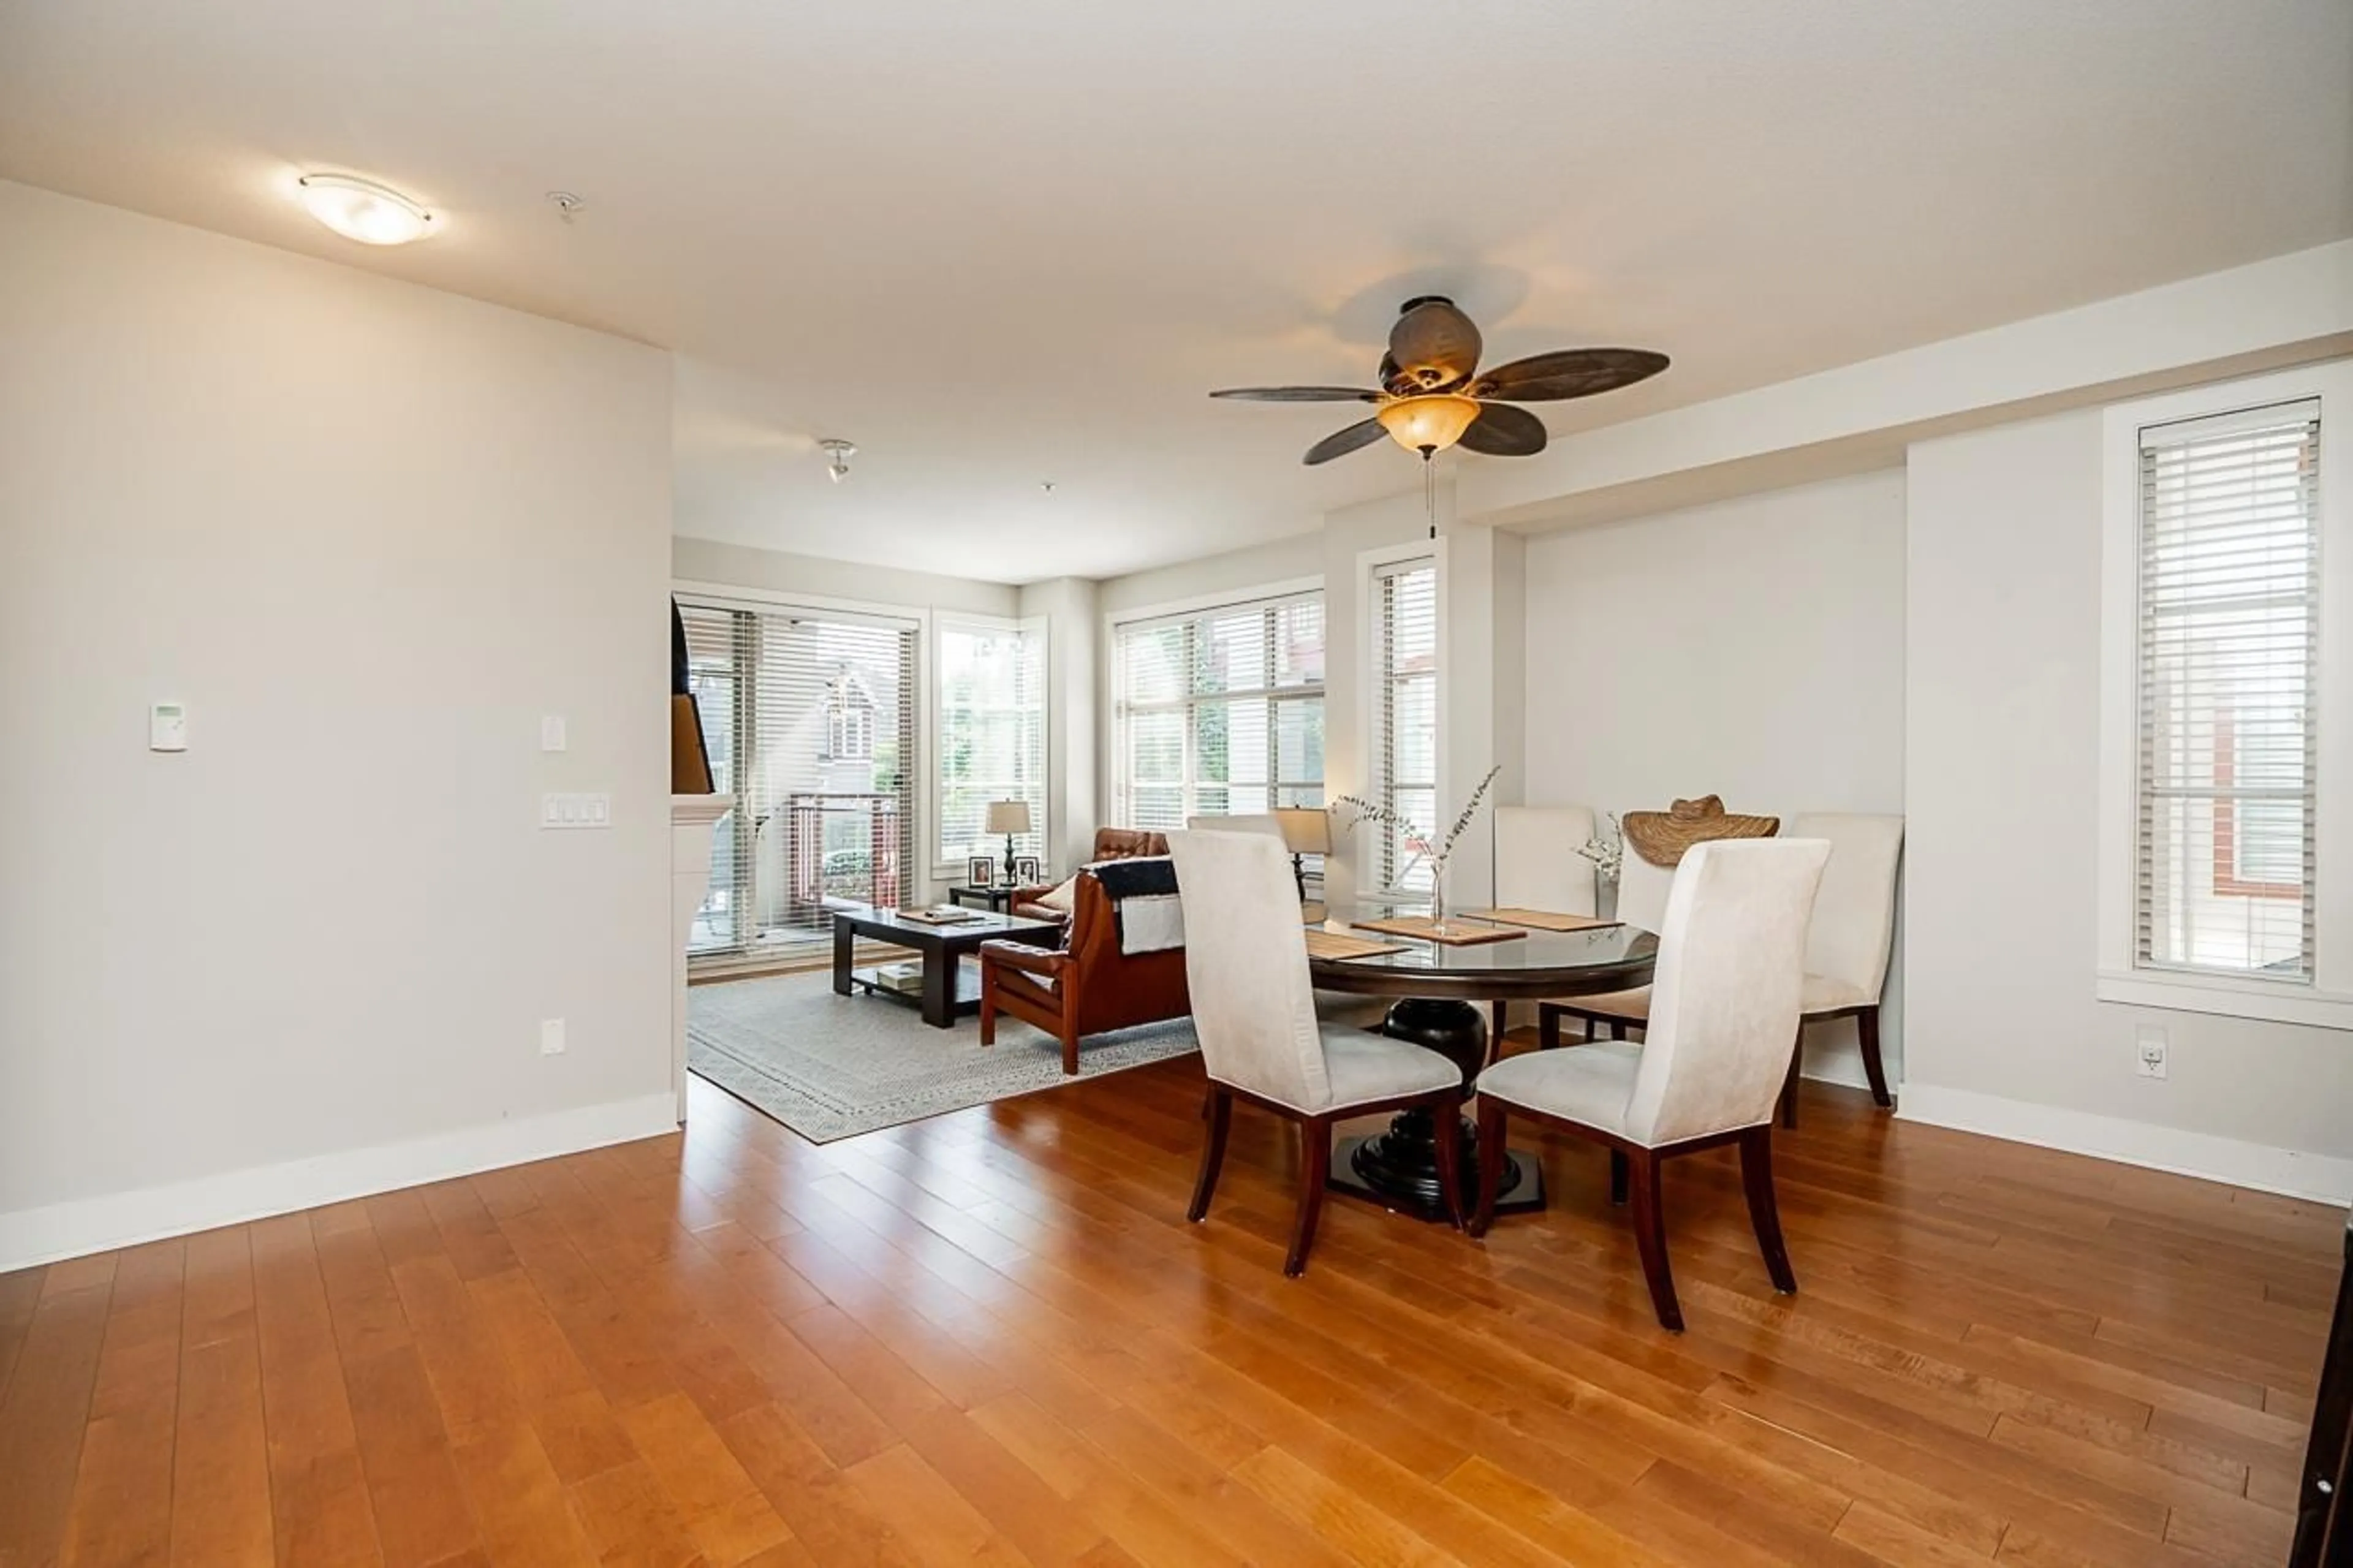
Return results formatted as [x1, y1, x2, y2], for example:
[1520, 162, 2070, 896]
[5, 2, 2349, 584]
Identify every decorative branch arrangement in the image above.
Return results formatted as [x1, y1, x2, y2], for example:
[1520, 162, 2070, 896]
[1576, 811, 1625, 884]
[1334, 765, 1503, 910]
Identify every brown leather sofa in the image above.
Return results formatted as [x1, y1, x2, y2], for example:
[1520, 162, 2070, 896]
[979, 866, 1188, 1074]
[1009, 827, 1169, 922]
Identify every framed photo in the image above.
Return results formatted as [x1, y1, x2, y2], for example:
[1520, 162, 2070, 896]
[966, 855, 996, 888]
[1013, 855, 1043, 885]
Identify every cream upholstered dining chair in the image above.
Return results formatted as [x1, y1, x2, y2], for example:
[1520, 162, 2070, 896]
[1485, 805, 1601, 1051]
[1492, 805, 1600, 916]
[1167, 828, 1464, 1276]
[1785, 812, 1906, 1109]
[1470, 837, 1830, 1331]
[1186, 812, 1284, 837]
[1536, 849, 1672, 1047]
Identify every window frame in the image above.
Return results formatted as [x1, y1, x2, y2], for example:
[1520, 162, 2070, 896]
[930, 612, 1049, 879]
[1107, 581, 1327, 833]
[2096, 361, 2353, 1030]
[1360, 540, 1447, 900]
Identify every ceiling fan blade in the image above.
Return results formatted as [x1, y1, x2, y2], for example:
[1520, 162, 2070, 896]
[1303, 418, 1389, 466]
[1457, 402, 1548, 458]
[1386, 297, 1483, 392]
[1471, 347, 1669, 401]
[1209, 385, 1380, 403]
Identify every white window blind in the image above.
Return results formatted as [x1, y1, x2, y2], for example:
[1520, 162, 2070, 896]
[2135, 400, 2319, 982]
[1114, 591, 1325, 832]
[936, 623, 1047, 868]
[678, 598, 917, 958]
[1371, 559, 1439, 893]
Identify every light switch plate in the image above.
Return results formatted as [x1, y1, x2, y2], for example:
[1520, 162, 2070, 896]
[540, 792, 612, 829]
[2135, 1023, 2168, 1080]
[540, 1018, 566, 1056]
[540, 715, 567, 752]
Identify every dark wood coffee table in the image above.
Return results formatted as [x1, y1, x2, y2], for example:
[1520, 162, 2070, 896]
[832, 904, 1062, 1028]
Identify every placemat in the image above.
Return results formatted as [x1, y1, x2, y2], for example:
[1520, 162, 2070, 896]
[1351, 916, 1527, 947]
[1303, 929, 1411, 961]
[1458, 907, 1624, 934]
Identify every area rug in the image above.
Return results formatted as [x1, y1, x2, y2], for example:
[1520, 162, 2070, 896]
[687, 974, 1202, 1143]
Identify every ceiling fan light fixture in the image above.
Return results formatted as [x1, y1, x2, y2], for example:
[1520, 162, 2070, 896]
[1376, 394, 1480, 456]
[296, 173, 433, 244]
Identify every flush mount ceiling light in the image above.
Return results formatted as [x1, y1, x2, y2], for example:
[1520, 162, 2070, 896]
[819, 438, 857, 483]
[296, 173, 434, 245]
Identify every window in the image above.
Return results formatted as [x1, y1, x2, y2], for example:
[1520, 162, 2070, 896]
[2098, 362, 2353, 1029]
[936, 621, 1047, 868]
[2134, 401, 2319, 980]
[677, 596, 916, 959]
[825, 680, 874, 761]
[1369, 558, 1439, 893]
[1113, 591, 1324, 832]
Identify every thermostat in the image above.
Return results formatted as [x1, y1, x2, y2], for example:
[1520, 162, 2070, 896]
[150, 702, 188, 752]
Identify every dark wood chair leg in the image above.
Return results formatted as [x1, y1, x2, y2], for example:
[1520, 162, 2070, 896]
[1488, 1001, 1509, 1064]
[1469, 1097, 1508, 1238]
[1608, 1018, 1627, 1042]
[979, 982, 998, 1047]
[1188, 1089, 1232, 1222]
[1738, 1126, 1798, 1295]
[1857, 1006, 1892, 1108]
[1626, 1149, 1683, 1331]
[1608, 1148, 1629, 1206]
[1431, 1098, 1465, 1230]
[1779, 1029, 1802, 1129]
[1060, 1023, 1080, 1077]
[1284, 1118, 1333, 1277]
[1539, 1005, 1562, 1051]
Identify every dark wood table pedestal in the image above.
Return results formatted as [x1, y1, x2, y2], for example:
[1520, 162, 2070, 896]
[1325, 999, 1542, 1221]
[1308, 910, 1659, 1225]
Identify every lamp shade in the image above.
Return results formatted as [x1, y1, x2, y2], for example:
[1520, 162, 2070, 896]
[983, 799, 1033, 835]
[1274, 806, 1332, 854]
[1376, 394, 1480, 455]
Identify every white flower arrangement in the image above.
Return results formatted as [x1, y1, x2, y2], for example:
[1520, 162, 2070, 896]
[1576, 812, 1625, 884]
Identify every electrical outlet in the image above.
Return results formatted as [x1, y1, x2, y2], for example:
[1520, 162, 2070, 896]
[2135, 1023, 2167, 1080]
[540, 714, 567, 752]
[540, 1018, 566, 1056]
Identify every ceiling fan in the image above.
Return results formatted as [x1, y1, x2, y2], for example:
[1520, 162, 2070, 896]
[1210, 296, 1667, 465]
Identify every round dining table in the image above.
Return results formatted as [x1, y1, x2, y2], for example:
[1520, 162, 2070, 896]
[1307, 905, 1659, 1221]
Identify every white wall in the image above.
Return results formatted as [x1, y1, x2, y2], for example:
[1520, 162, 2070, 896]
[1094, 529, 1323, 618]
[1017, 577, 1101, 873]
[1519, 469, 1909, 1086]
[1904, 406, 2353, 1192]
[0, 182, 679, 1267]
[673, 536, 1019, 619]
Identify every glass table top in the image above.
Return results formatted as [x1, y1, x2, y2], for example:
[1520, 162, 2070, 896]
[1306, 901, 1658, 981]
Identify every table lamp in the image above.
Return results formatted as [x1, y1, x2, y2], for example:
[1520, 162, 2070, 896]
[1274, 807, 1332, 899]
[984, 799, 1033, 884]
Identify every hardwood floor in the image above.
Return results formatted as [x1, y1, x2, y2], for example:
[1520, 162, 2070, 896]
[0, 1047, 2337, 1567]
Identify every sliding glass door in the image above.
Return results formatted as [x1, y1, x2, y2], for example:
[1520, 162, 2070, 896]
[677, 596, 917, 960]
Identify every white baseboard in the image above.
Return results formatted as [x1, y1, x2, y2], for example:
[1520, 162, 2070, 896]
[1898, 1082, 2353, 1204]
[0, 1093, 680, 1273]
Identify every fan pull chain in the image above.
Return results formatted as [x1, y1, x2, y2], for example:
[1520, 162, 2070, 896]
[1423, 450, 1438, 539]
